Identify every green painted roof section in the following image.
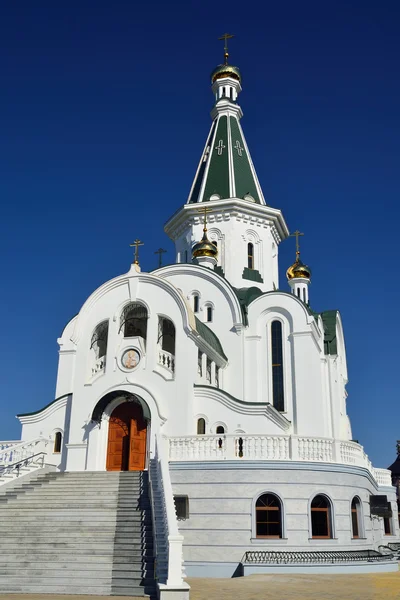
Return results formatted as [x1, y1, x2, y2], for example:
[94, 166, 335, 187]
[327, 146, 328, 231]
[320, 310, 338, 355]
[17, 393, 71, 418]
[194, 316, 227, 361]
[188, 121, 216, 204]
[230, 116, 260, 203]
[202, 116, 230, 202]
[232, 286, 263, 325]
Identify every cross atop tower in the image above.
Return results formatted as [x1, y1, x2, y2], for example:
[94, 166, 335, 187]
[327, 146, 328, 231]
[218, 33, 234, 65]
[198, 205, 212, 232]
[129, 239, 144, 265]
[154, 247, 167, 268]
[289, 230, 304, 259]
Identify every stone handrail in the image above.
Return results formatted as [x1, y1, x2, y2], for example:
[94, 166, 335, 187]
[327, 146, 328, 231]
[0, 438, 49, 467]
[0, 441, 20, 452]
[168, 434, 392, 488]
[149, 435, 187, 590]
[158, 349, 175, 374]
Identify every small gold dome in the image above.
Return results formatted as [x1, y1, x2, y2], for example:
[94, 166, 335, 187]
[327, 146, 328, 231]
[192, 231, 218, 259]
[286, 258, 312, 280]
[211, 63, 241, 84]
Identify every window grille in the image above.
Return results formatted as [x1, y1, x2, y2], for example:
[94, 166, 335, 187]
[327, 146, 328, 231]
[90, 321, 109, 358]
[256, 494, 282, 538]
[120, 303, 148, 340]
[311, 495, 332, 539]
[248, 243, 254, 270]
[157, 317, 175, 355]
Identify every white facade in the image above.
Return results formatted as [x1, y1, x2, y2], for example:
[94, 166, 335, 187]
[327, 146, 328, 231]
[11, 56, 399, 577]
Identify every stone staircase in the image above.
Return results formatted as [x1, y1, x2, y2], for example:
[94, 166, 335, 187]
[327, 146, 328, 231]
[0, 470, 156, 596]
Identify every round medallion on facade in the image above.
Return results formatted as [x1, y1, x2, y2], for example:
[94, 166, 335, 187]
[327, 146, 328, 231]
[121, 348, 140, 370]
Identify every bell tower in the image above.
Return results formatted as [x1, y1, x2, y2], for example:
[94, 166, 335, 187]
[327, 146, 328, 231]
[164, 38, 289, 292]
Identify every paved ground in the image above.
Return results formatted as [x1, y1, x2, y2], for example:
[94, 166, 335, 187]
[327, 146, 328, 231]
[0, 570, 398, 600]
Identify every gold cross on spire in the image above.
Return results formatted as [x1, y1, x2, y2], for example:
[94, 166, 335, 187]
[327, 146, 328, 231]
[218, 33, 234, 65]
[129, 239, 144, 265]
[198, 205, 213, 232]
[289, 230, 304, 259]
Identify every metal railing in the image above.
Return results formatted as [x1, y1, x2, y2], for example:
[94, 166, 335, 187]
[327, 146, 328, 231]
[242, 550, 394, 564]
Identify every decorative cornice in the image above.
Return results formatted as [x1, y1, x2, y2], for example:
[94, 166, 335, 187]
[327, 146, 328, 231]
[194, 385, 291, 431]
[17, 394, 71, 424]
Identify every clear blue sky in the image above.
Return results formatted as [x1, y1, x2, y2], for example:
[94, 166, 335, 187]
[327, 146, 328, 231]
[0, 1, 399, 468]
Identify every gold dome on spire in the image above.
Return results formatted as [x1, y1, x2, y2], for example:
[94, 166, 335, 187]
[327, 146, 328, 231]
[286, 257, 312, 280]
[192, 206, 218, 260]
[286, 230, 311, 280]
[211, 32, 241, 84]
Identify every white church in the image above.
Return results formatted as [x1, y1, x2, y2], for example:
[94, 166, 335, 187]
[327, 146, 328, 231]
[0, 43, 398, 597]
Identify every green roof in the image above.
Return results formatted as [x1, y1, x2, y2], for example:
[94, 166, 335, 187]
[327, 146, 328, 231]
[194, 316, 227, 361]
[320, 310, 338, 355]
[187, 112, 264, 205]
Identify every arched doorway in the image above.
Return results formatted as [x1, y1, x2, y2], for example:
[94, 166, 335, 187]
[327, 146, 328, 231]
[106, 402, 147, 471]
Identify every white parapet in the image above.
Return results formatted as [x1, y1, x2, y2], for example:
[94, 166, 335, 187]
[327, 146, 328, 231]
[167, 434, 393, 488]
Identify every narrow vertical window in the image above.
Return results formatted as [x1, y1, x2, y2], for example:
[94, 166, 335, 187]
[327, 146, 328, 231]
[271, 321, 284, 412]
[311, 495, 332, 539]
[384, 509, 392, 535]
[351, 497, 360, 538]
[185, 250, 188, 263]
[247, 243, 254, 270]
[197, 418, 206, 435]
[256, 494, 282, 538]
[54, 432, 62, 454]
[206, 306, 213, 322]
[193, 295, 199, 313]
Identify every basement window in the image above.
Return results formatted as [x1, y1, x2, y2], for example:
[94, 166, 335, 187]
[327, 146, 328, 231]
[174, 495, 189, 520]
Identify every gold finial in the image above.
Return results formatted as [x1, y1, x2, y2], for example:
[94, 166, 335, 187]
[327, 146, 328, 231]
[289, 230, 304, 261]
[154, 247, 167, 268]
[198, 205, 212, 233]
[218, 33, 234, 65]
[129, 239, 144, 265]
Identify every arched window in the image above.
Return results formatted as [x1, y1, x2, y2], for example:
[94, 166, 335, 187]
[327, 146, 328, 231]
[247, 242, 254, 270]
[197, 418, 206, 435]
[311, 495, 332, 539]
[193, 295, 199, 313]
[271, 321, 284, 412]
[351, 497, 361, 538]
[256, 493, 282, 538]
[120, 303, 148, 341]
[53, 431, 62, 454]
[216, 425, 225, 434]
[90, 320, 109, 359]
[158, 317, 175, 355]
[206, 306, 213, 322]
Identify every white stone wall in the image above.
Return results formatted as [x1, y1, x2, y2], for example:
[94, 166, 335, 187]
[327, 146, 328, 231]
[170, 463, 399, 576]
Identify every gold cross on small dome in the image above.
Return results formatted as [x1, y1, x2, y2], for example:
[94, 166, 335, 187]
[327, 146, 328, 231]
[129, 239, 144, 265]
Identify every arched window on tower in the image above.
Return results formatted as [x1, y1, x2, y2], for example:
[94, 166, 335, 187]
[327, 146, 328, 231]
[197, 418, 206, 435]
[53, 431, 62, 454]
[206, 306, 213, 323]
[90, 320, 109, 376]
[158, 317, 176, 355]
[216, 425, 225, 434]
[193, 295, 199, 313]
[351, 497, 361, 539]
[311, 495, 333, 539]
[271, 321, 284, 412]
[248, 243, 254, 270]
[120, 303, 148, 342]
[256, 493, 282, 538]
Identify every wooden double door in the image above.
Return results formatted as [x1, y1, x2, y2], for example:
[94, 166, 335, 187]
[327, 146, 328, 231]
[106, 402, 147, 471]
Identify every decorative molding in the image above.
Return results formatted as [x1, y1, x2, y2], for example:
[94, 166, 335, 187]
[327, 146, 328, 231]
[17, 394, 70, 425]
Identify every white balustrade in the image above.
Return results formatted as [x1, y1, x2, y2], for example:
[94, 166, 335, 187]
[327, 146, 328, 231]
[168, 434, 393, 489]
[298, 437, 333, 462]
[0, 441, 20, 452]
[158, 350, 175, 374]
[148, 435, 189, 595]
[373, 468, 393, 487]
[91, 356, 106, 376]
[0, 437, 48, 467]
